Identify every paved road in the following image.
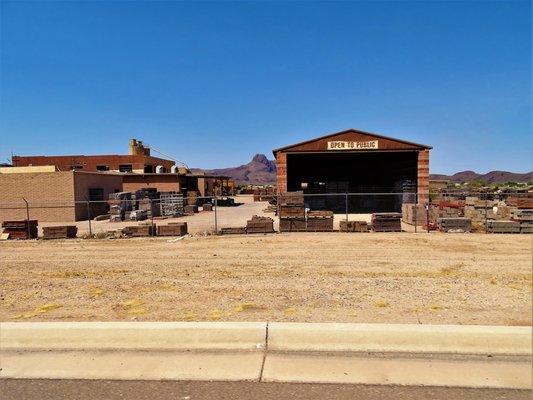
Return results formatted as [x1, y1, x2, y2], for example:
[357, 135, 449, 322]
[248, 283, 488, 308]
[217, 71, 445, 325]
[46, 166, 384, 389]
[1, 379, 530, 400]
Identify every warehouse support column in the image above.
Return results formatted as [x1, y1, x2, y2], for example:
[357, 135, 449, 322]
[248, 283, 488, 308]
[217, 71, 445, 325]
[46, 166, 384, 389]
[276, 152, 287, 193]
[417, 150, 430, 204]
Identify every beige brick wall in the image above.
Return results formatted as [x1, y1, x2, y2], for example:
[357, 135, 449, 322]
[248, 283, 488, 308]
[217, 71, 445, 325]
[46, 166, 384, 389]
[0, 172, 76, 222]
[73, 172, 123, 220]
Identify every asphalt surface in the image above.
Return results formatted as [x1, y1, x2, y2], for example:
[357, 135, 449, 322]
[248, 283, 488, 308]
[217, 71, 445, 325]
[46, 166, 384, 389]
[1, 379, 530, 400]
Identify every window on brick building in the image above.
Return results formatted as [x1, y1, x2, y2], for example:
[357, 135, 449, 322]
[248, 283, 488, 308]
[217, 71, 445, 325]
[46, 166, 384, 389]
[88, 188, 104, 201]
[71, 165, 83, 170]
[119, 164, 133, 172]
[144, 165, 154, 173]
[96, 165, 109, 171]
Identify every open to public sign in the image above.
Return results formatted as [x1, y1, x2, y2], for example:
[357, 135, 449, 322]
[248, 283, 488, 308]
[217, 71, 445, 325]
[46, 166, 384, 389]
[327, 140, 379, 150]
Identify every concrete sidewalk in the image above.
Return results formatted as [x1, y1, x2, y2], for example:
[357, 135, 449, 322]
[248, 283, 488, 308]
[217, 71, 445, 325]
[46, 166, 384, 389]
[1, 322, 531, 389]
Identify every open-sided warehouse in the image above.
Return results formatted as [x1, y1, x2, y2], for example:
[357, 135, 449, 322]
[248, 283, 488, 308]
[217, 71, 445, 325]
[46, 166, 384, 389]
[273, 129, 431, 212]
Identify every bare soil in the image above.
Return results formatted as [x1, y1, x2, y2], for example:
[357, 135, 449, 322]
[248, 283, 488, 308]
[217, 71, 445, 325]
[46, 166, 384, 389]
[0, 233, 531, 325]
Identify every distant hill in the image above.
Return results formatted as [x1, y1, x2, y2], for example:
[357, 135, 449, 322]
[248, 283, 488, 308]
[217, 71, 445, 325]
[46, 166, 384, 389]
[194, 154, 532, 185]
[192, 154, 276, 184]
[430, 170, 533, 184]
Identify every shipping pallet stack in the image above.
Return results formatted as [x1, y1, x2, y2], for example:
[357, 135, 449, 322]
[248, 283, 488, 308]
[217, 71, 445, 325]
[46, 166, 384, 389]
[202, 203, 213, 211]
[437, 217, 472, 233]
[157, 222, 188, 236]
[184, 205, 199, 214]
[122, 224, 156, 237]
[512, 209, 533, 234]
[340, 220, 369, 232]
[246, 215, 274, 234]
[220, 227, 247, 235]
[306, 211, 334, 232]
[371, 213, 402, 232]
[487, 220, 520, 234]
[279, 191, 306, 232]
[42, 225, 77, 239]
[1, 220, 38, 239]
[463, 197, 499, 226]
[108, 192, 133, 222]
[429, 201, 464, 222]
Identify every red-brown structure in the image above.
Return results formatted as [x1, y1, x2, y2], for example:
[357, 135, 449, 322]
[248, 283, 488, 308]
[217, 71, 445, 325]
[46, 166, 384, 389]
[273, 129, 431, 212]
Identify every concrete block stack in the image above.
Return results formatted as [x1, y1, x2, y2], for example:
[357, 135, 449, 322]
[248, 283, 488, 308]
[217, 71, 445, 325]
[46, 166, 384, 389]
[401, 203, 427, 225]
[1, 220, 38, 239]
[184, 205, 199, 214]
[202, 203, 213, 211]
[429, 201, 464, 222]
[371, 213, 402, 232]
[42, 225, 77, 239]
[512, 209, 533, 234]
[159, 193, 184, 217]
[463, 197, 498, 226]
[487, 220, 520, 234]
[340, 220, 368, 232]
[129, 210, 148, 221]
[246, 215, 274, 234]
[306, 211, 334, 232]
[437, 217, 472, 233]
[279, 191, 306, 232]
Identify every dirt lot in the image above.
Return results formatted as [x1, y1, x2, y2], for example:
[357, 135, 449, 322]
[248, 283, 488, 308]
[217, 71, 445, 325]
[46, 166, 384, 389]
[0, 233, 531, 325]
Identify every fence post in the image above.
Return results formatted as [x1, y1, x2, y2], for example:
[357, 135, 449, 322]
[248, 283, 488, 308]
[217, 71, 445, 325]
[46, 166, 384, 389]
[85, 197, 92, 236]
[214, 195, 218, 235]
[22, 197, 30, 239]
[426, 203, 430, 234]
[345, 193, 348, 229]
[414, 193, 418, 233]
[484, 195, 488, 233]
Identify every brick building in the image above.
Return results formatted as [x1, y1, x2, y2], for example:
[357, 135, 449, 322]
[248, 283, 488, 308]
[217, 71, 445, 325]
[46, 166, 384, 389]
[273, 129, 431, 212]
[0, 171, 123, 222]
[11, 139, 175, 173]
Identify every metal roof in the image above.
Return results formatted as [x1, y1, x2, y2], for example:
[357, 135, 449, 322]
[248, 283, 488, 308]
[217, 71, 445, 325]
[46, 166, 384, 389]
[272, 128, 432, 155]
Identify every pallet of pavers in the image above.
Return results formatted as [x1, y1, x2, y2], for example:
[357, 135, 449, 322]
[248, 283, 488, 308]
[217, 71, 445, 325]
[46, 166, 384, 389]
[487, 220, 520, 234]
[184, 205, 199, 214]
[246, 215, 274, 234]
[512, 209, 533, 233]
[122, 224, 156, 237]
[220, 227, 247, 235]
[340, 220, 368, 232]
[280, 191, 304, 205]
[1, 220, 38, 239]
[43, 225, 78, 239]
[371, 213, 402, 232]
[157, 222, 188, 236]
[437, 217, 472, 233]
[279, 218, 306, 232]
[306, 211, 333, 232]
[202, 203, 213, 211]
[279, 204, 305, 218]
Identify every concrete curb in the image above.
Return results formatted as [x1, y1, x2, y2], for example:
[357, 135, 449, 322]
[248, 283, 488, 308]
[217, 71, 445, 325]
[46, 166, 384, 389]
[0, 321, 267, 351]
[1, 322, 531, 388]
[268, 322, 533, 355]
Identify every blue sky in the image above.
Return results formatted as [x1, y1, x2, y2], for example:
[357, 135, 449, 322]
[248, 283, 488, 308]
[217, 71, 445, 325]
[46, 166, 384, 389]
[1, 1, 531, 173]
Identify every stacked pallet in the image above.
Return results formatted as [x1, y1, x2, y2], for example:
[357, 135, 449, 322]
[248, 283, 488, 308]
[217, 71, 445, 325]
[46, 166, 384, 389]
[122, 225, 156, 237]
[279, 191, 306, 232]
[487, 220, 520, 234]
[246, 215, 274, 234]
[437, 217, 472, 233]
[506, 197, 533, 209]
[157, 222, 188, 236]
[306, 211, 333, 232]
[371, 213, 402, 232]
[129, 210, 148, 221]
[401, 203, 427, 225]
[1, 220, 38, 239]
[137, 198, 160, 218]
[429, 201, 464, 222]
[340, 220, 368, 232]
[42, 225, 77, 239]
[203, 203, 213, 211]
[512, 209, 533, 234]
[220, 227, 247, 235]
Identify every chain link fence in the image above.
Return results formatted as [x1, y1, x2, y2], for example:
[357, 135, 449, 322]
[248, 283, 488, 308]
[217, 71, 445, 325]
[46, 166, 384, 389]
[0, 191, 531, 238]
